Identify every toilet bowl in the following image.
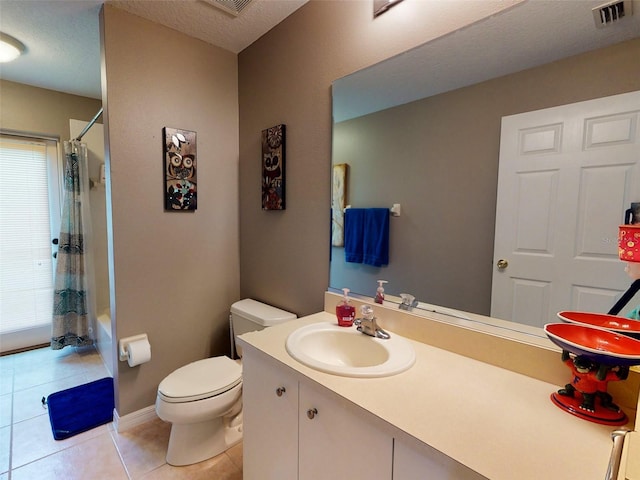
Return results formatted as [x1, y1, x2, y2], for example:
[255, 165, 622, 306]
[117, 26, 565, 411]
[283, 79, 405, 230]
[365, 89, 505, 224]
[155, 299, 296, 466]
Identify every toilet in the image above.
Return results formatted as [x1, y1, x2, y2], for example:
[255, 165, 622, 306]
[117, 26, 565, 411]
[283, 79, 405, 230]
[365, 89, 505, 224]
[155, 299, 296, 466]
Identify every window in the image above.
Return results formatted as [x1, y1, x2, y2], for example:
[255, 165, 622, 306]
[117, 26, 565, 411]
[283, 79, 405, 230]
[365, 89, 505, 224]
[0, 134, 61, 351]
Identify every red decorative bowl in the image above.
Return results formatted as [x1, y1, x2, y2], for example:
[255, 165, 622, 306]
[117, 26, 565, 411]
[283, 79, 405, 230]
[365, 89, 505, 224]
[557, 311, 640, 340]
[544, 323, 640, 366]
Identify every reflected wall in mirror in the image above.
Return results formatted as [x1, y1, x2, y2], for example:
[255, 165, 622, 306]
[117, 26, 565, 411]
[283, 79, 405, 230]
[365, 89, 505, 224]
[330, 0, 640, 329]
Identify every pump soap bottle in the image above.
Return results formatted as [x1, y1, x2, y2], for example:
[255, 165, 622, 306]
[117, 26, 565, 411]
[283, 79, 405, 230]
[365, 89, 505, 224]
[336, 288, 356, 327]
[375, 280, 388, 304]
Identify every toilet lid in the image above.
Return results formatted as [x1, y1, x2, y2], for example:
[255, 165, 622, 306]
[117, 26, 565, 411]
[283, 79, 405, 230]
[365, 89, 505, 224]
[158, 356, 242, 403]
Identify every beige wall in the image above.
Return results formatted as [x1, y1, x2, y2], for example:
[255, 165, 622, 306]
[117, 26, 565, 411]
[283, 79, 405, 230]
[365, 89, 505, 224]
[101, 5, 239, 415]
[331, 39, 640, 315]
[0, 80, 101, 142]
[238, 0, 523, 316]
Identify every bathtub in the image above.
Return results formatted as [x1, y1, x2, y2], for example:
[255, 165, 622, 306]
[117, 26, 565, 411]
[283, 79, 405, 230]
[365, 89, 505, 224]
[96, 309, 113, 375]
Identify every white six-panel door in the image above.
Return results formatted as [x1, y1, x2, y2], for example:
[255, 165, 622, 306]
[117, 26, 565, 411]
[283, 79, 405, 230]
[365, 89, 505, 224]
[491, 91, 640, 327]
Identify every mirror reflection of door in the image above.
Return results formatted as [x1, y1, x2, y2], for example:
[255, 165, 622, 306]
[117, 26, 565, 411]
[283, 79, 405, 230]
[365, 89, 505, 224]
[0, 134, 62, 352]
[492, 90, 640, 327]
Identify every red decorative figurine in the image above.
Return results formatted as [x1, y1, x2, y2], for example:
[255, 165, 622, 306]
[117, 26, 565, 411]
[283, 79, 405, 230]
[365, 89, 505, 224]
[551, 350, 629, 425]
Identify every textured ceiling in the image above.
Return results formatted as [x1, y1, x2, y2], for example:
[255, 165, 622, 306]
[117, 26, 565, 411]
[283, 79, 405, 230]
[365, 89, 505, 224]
[0, 0, 308, 99]
[110, 0, 309, 53]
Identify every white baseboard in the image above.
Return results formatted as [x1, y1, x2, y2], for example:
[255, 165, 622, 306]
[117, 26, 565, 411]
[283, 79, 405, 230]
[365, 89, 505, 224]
[113, 405, 158, 433]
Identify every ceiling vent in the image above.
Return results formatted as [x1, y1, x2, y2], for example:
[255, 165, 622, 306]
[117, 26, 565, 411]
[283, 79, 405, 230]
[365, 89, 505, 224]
[201, 0, 254, 17]
[592, 0, 632, 28]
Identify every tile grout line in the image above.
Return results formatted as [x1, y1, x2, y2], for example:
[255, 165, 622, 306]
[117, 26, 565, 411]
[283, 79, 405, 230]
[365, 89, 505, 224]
[107, 425, 136, 479]
[9, 432, 111, 474]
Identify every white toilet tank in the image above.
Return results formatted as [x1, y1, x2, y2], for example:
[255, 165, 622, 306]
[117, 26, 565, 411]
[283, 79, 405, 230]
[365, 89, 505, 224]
[230, 299, 296, 357]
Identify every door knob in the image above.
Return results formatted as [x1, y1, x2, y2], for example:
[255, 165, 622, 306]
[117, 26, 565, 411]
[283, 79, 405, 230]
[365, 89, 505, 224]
[306, 408, 318, 420]
[275, 387, 286, 397]
[497, 259, 509, 269]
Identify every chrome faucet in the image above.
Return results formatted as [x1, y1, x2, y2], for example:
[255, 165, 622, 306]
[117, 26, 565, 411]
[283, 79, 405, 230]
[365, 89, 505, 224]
[399, 293, 418, 311]
[354, 305, 390, 339]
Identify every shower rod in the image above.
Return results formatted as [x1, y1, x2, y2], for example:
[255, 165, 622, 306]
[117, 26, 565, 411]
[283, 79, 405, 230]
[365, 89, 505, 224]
[74, 107, 103, 142]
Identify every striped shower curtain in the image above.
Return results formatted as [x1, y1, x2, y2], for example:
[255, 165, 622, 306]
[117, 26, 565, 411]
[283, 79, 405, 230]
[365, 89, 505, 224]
[51, 140, 95, 350]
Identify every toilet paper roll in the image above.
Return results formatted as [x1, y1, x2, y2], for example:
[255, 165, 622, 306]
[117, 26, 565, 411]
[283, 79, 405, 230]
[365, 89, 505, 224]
[126, 338, 151, 367]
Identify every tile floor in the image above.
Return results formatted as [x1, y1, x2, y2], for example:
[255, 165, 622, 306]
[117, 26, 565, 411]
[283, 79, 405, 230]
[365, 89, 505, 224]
[0, 345, 242, 479]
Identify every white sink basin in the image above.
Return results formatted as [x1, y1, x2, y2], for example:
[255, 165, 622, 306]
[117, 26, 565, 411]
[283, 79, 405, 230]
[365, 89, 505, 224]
[285, 322, 415, 377]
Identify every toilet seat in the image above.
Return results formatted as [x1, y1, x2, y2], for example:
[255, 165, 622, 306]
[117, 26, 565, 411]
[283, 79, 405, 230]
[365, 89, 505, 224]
[158, 356, 242, 403]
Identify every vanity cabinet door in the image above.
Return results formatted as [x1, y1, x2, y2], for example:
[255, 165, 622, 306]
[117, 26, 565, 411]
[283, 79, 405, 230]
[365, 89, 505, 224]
[242, 349, 299, 480]
[298, 380, 393, 480]
[393, 436, 487, 480]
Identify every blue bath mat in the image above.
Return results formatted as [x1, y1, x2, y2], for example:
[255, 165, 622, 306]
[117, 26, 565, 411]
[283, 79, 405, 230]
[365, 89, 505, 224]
[46, 377, 114, 440]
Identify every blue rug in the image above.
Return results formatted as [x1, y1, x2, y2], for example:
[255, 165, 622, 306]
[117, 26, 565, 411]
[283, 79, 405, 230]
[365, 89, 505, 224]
[47, 377, 114, 440]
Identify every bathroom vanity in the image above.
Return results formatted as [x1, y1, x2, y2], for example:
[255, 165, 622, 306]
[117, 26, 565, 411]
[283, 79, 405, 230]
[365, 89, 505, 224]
[241, 339, 483, 479]
[238, 301, 626, 480]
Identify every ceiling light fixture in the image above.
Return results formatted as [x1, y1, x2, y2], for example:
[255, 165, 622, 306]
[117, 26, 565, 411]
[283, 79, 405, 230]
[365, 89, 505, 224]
[0, 32, 26, 63]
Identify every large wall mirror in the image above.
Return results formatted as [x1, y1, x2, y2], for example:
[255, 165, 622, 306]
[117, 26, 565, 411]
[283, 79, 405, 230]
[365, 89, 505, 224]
[330, 0, 640, 334]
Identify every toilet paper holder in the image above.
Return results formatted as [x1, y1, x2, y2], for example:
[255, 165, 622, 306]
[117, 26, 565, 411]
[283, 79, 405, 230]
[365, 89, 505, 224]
[119, 334, 149, 362]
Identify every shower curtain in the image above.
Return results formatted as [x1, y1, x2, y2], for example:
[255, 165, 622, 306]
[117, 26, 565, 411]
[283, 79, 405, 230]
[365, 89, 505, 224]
[51, 140, 96, 350]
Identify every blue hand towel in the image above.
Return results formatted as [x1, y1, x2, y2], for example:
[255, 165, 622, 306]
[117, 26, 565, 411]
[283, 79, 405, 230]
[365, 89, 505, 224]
[344, 208, 365, 263]
[363, 208, 389, 267]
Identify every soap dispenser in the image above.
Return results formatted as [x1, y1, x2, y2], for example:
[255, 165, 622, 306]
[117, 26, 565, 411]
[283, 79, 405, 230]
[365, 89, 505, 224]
[336, 288, 356, 327]
[375, 280, 388, 304]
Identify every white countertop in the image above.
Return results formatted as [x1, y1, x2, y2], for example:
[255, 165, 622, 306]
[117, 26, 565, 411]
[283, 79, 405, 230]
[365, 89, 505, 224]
[238, 312, 621, 480]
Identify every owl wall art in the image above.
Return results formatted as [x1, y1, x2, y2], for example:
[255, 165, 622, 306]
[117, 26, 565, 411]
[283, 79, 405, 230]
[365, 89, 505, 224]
[163, 127, 197, 211]
[261, 124, 286, 210]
